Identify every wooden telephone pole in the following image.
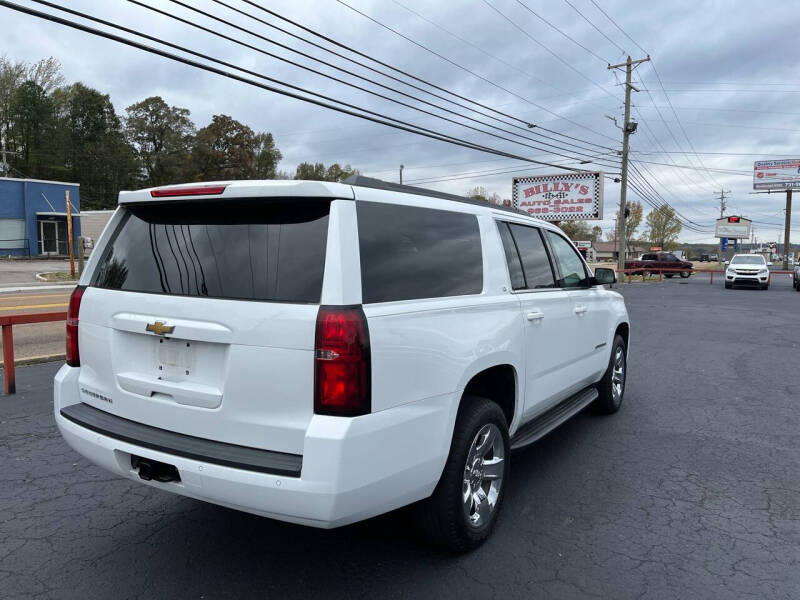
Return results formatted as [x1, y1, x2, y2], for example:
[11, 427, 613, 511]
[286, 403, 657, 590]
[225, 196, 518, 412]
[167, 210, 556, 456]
[608, 56, 650, 272]
[66, 190, 75, 278]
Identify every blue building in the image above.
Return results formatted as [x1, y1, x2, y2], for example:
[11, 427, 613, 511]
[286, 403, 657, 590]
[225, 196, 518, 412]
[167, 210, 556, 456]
[0, 178, 81, 257]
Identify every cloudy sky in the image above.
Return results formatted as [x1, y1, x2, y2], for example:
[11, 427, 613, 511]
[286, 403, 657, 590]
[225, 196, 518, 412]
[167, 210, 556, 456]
[4, 0, 800, 243]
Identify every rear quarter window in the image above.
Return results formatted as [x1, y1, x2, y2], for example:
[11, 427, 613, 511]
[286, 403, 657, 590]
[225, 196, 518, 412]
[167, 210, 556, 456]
[92, 199, 330, 303]
[357, 201, 483, 303]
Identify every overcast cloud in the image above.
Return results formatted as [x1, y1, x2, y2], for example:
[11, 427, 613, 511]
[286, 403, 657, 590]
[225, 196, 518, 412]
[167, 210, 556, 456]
[3, 0, 799, 243]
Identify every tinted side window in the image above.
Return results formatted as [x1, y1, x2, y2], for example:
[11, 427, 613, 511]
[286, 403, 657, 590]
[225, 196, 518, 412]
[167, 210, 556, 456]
[546, 231, 589, 288]
[357, 202, 483, 303]
[508, 224, 556, 289]
[93, 200, 330, 303]
[496, 222, 525, 290]
[642, 253, 656, 261]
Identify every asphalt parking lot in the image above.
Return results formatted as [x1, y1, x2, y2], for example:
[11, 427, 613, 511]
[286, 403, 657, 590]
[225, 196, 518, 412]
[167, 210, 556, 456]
[1, 275, 798, 599]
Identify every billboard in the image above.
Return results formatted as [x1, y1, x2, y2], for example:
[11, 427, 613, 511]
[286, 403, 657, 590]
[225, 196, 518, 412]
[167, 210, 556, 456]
[715, 216, 751, 239]
[512, 172, 603, 220]
[753, 159, 800, 190]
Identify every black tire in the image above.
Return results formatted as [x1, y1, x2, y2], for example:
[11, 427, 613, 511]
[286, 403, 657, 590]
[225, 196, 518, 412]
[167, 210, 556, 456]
[416, 396, 510, 552]
[594, 334, 626, 414]
[725, 282, 732, 289]
[796, 279, 800, 291]
[664, 274, 674, 278]
[679, 271, 690, 279]
[762, 283, 769, 290]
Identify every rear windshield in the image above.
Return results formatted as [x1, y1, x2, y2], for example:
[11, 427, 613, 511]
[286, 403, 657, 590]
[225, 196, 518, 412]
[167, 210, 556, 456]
[92, 200, 330, 303]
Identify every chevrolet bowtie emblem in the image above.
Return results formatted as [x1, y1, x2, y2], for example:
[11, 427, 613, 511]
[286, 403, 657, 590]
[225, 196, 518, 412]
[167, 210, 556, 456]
[145, 321, 174, 336]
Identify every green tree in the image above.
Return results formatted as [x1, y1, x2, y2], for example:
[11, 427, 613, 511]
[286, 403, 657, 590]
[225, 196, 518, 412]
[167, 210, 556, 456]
[466, 186, 488, 201]
[191, 114, 281, 181]
[8, 80, 56, 176]
[624, 200, 643, 252]
[254, 132, 282, 179]
[125, 96, 195, 187]
[294, 161, 357, 182]
[591, 225, 603, 242]
[55, 83, 139, 209]
[644, 205, 682, 249]
[557, 220, 593, 240]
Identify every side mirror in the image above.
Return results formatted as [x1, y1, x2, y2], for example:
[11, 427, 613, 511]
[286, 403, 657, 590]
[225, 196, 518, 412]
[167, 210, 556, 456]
[594, 267, 616, 285]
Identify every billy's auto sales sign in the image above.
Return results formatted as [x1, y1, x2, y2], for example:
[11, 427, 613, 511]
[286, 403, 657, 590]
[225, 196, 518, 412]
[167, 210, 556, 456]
[512, 172, 603, 221]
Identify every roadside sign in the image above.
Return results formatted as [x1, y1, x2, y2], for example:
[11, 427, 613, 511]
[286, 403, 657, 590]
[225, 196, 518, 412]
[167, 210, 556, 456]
[721, 237, 728, 251]
[715, 216, 751, 239]
[574, 240, 592, 249]
[753, 159, 800, 190]
[512, 172, 603, 221]
[649, 246, 662, 251]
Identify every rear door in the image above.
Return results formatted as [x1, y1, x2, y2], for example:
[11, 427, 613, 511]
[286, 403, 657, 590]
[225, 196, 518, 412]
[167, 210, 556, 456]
[77, 198, 335, 455]
[497, 221, 576, 417]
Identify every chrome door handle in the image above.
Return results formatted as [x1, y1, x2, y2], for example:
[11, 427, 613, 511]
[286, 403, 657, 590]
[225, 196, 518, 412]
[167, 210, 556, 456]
[574, 305, 587, 315]
[526, 311, 545, 321]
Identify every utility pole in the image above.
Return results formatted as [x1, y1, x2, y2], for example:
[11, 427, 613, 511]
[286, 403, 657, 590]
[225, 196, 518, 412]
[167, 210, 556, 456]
[65, 190, 75, 279]
[716, 189, 730, 262]
[783, 189, 792, 270]
[608, 55, 650, 272]
[399, 164, 404, 185]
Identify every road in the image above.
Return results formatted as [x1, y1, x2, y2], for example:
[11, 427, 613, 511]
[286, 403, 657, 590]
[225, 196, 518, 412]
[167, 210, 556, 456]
[0, 289, 70, 361]
[0, 259, 71, 286]
[1, 276, 799, 599]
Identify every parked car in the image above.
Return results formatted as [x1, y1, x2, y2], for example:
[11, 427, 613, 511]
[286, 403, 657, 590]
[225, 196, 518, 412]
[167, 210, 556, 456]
[624, 252, 693, 278]
[725, 254, 770, 289]
[793, 261, 800, 291]
[700, 254, 710, 262]
[53, 177, 630, 551]
[710, 253, 719, 262]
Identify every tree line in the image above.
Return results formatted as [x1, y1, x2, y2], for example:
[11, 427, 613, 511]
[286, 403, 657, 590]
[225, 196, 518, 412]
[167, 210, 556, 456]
[0, 57, 357, 209]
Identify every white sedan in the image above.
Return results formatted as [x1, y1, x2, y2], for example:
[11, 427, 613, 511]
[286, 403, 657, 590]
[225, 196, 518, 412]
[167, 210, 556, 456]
[725, 254, 770, 290]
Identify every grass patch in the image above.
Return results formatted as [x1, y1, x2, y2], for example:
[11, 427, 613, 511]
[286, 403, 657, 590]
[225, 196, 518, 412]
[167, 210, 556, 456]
[36, 271, 78, 282]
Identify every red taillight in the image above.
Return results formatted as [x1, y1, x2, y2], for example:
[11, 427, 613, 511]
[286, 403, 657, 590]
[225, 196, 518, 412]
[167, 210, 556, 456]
[66, 285, 86, 367]
[150, 185, 227, 197]
[314, 306, 371, 417]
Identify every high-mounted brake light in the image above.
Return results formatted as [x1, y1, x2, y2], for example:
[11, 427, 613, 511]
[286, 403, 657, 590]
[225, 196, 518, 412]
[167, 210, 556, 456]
[150, 185, 227, 198]
[314, 306, 371, 417]
[66, 285, 86, 367]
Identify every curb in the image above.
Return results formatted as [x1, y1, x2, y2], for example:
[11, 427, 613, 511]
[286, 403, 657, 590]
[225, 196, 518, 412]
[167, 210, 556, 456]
[0, 353, 64, 370]
[35, 272, 78, 283]
[0, 284, 76, 293]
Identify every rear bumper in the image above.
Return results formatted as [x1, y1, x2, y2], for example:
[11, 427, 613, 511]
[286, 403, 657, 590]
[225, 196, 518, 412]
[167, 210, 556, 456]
[54, 365, 456, 528]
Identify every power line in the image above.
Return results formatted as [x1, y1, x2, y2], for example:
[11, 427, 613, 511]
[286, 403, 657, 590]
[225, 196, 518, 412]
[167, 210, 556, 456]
[562, 0, 626, 55]
[4, 0, 600, 175]
[588, 0, 648, 55]
[513, 0, 611, 63]
[124, 0, 617, 162]
[479, 0, 618, 101]
[334, 0, 617, 142]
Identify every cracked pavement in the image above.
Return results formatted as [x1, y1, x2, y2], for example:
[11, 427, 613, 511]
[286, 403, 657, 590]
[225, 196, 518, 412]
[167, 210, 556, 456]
[1, 275, 799, 599]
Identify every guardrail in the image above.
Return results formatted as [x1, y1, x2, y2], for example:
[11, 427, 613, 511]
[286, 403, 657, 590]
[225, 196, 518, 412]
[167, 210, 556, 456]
[615, 267, 795, 285]
[1, 311, 66, 394]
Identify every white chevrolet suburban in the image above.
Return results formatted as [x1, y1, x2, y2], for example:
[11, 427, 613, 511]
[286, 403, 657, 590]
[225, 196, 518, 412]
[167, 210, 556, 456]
[54, 176, 629, 551]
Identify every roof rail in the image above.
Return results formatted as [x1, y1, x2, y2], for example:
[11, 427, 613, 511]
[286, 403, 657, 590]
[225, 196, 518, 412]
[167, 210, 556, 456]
[342, 175, 529, 216]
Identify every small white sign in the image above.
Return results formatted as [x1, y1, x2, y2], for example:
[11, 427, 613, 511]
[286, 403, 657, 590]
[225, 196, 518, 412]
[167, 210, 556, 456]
[574, 240, 592, 249]
[715, 217, 752, 239]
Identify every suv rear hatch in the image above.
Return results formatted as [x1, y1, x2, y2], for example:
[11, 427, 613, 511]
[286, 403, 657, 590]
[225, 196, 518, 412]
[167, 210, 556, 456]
[76, 198, 330, 455]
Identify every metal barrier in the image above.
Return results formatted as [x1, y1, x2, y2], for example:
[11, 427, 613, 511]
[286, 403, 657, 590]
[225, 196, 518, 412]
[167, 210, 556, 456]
[1, 311, 66, 394]
[615, 267, 795, 285]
